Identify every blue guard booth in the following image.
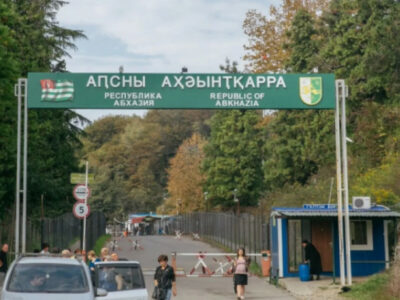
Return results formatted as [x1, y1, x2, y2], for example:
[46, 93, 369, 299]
[270, 204, 400, 278]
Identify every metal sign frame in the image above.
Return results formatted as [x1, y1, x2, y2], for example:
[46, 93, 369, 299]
[14, 74, 352, 286]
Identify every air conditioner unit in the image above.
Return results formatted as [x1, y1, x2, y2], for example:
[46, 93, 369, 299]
[352, 196, 371, 209]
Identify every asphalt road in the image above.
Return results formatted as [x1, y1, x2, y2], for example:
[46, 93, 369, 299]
[108, 235, 295, 300]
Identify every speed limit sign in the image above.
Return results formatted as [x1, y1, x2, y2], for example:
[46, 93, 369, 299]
[73, 202, 90, 219]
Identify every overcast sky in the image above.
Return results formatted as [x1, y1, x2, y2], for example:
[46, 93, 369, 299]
[57, 0, 275, 121]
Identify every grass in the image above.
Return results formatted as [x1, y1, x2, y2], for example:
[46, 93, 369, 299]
[343, 272, 397, 300]
[248, 261, 263, 277]
[93, 234, 111, 256]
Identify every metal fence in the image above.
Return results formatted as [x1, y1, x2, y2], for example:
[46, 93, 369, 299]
[0, 217, 41, 254]
[167, 212, 269, 259]
[41, 211, 106, 251]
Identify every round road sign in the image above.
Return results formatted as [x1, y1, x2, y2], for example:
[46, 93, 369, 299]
[73, 184, 91, 202]
[73, 202, 90, 219]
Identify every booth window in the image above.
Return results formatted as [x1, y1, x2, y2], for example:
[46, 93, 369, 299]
[350, 220, 373, 250]
[288, 219, 302, 272]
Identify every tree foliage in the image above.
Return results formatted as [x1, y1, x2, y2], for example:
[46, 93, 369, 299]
[162, 133, 207, 214]
[203, 110, 263, 209]
[243, 0, 329, 73]
[82, 111, 213, 219]
[252, 0, 400, 210]
[0, 0, 87, 219]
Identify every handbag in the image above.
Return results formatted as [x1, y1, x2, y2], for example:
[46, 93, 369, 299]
[151, 286, 158, 299]
[152, 286, 167, 300]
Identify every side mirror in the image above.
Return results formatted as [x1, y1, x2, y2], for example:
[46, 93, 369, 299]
[96, 288, 108, 297]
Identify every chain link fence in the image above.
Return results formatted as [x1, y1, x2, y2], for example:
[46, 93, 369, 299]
[167, 212, 269, 259]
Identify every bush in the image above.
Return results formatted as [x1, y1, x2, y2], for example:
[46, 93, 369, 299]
[93, 234, 111, 256]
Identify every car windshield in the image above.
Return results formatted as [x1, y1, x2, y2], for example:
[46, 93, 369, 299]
[97, 265, 145, 292]
[7, 263, 89, 293]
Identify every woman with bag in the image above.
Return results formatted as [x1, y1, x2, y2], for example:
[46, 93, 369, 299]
[153, 254, 177, 300]
[233, 247, 250, 300]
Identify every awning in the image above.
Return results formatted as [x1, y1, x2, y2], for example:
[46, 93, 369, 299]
[271, 205, 400, 218]
[131, 217, 145, 224]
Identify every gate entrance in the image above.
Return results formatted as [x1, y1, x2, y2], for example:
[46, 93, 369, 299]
[14, 72, 352, 285]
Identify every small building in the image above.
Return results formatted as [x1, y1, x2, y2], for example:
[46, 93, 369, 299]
[270, 204, 400, 278]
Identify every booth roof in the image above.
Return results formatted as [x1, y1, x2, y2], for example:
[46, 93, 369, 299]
[271, 205, 400, 218]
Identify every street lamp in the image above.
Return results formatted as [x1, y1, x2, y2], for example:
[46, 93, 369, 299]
[204, 191, 208, 211]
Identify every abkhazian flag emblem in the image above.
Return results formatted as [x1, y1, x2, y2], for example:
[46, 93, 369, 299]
[40, 79, 74, 102]
[299, 77, 322, 105]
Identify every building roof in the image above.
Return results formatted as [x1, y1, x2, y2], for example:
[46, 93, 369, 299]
[271, 204, 400, 218]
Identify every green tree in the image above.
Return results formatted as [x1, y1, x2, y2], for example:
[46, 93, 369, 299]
[284, 9, 318, 72]
[0, 0, 86, 218]
[262, 8, 335, 190]
[0, 1, 19, 212]
[203, 110, 263, 209]
[263, 110, 335, 190]
[317, 0, 400, 170]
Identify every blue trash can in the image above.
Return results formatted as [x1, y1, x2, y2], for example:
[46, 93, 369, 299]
[299, 263, 310, 281]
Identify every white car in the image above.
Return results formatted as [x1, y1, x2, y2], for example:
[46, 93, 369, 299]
[1, 255, 108, 300]
[94, 261, 148, 300]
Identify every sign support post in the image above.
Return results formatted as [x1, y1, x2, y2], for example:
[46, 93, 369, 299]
[14, 78, 28, 257]
[335, 79, 352, 286]
[335, 80, 346, 286]
[14, 79, 22, 258]
[339, 80, 352, 286]
[82, 161, 89, 252]
[22, 78, 28, 254]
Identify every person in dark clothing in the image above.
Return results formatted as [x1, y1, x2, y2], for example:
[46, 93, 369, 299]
[154, 254, 176, 300]
[0, 243, 9, 285]
[0, 243, 9, 273]
[302, 240, 322, 280]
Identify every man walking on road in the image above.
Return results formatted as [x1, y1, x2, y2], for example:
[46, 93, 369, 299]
[154, 254, 177, 300]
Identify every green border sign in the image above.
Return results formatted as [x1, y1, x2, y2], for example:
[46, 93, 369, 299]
[27, 73, 335, 109]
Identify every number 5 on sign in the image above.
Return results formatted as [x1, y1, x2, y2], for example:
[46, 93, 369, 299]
[73, 202, 90, 219]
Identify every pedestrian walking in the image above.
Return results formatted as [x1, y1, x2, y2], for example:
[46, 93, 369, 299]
[302, 240, 322, 280]
[0, 243, 9, 284]
[153, 254, 176, 300]
[233, 247, 250, 300]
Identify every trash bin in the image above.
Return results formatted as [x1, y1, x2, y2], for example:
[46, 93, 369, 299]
[261, 250, 271, 277]
[299, 263, 310, 281]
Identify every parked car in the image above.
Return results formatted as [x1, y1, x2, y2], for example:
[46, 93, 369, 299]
[1, 255, 108, 300]
[94, 261, 148, 300]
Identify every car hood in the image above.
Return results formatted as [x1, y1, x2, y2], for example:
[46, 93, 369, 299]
[96, 289, 148, 300]
[1, 292, 94, 300]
